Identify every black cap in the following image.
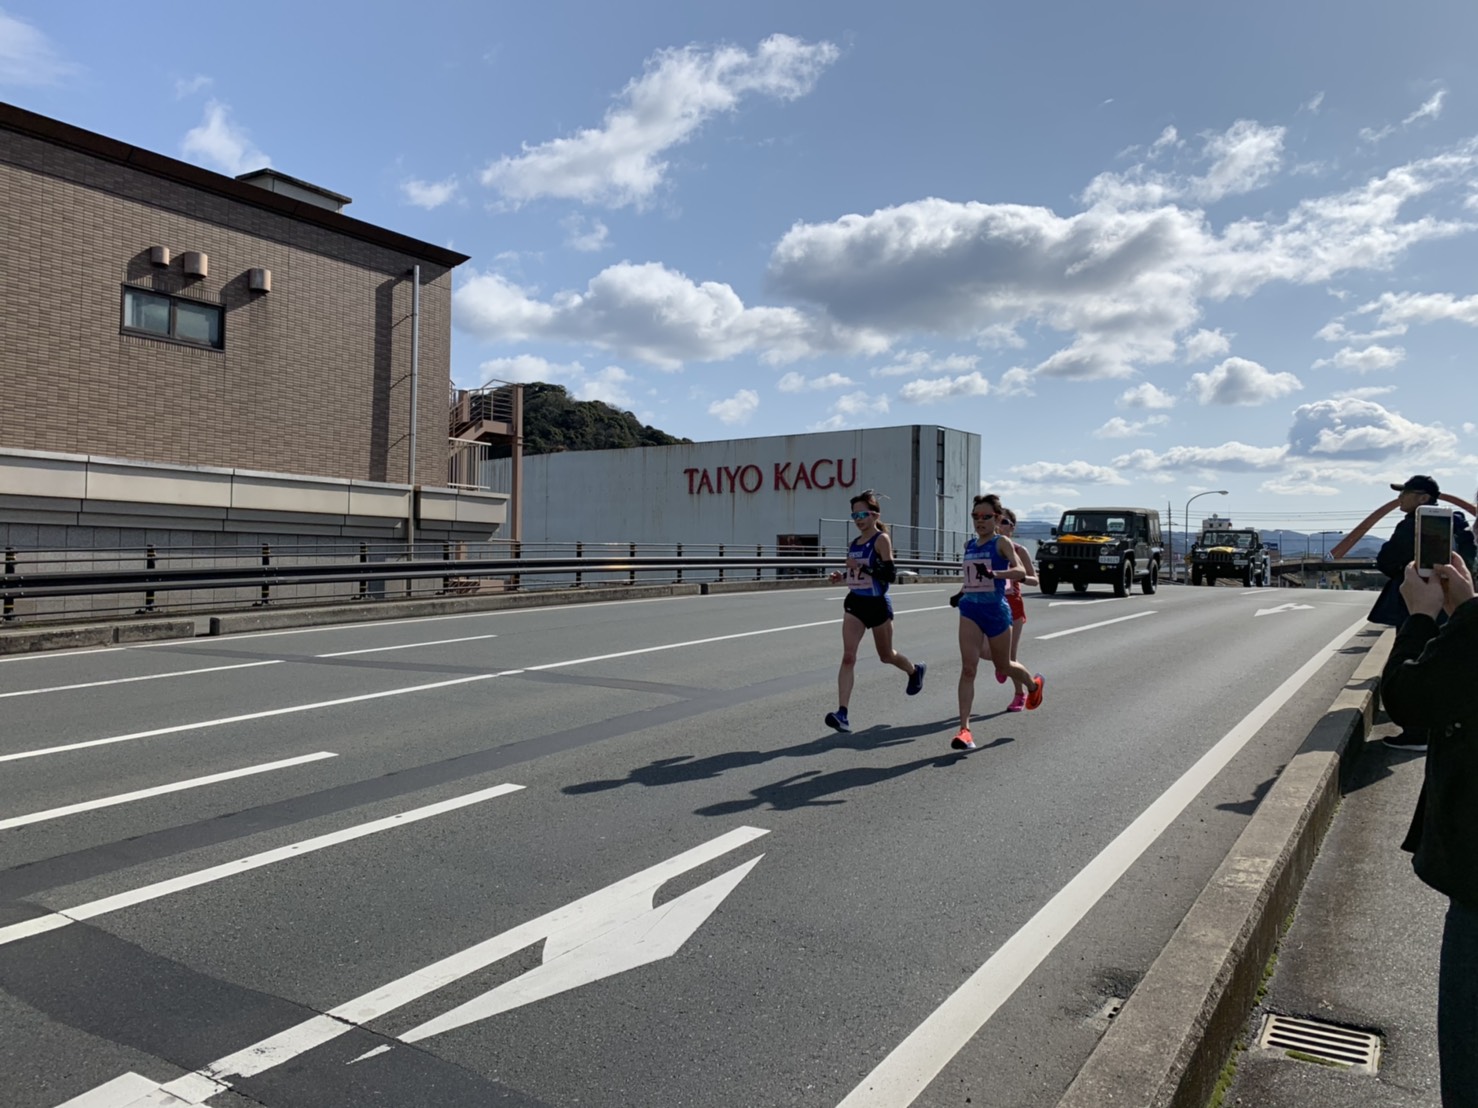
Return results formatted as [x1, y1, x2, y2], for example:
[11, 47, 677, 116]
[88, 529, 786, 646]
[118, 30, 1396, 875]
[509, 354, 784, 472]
[1390, 474, 1440, 498]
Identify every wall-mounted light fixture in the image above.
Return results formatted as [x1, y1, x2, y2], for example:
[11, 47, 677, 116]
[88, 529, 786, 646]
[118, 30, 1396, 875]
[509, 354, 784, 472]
[248, 267, 272, 293]
[181, 251, 209, 278]
[149, 246, 171, 267]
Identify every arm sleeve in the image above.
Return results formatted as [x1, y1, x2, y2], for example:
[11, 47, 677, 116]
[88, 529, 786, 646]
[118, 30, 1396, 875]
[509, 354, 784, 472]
[1377, 516, 1415, 579]
[1381, 599, 1478, 730]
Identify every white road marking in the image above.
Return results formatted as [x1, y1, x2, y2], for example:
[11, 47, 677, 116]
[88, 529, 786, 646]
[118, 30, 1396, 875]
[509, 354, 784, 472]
[1035, 611, 1157, 639]
[835, 615, 1369, 1108]
[0, 660, 283, 700]
[1255, 602, 1316, 617]
[76, 827, 769, 1104]
[0, 752, 336, 832]
[52, 1072, 170, 1107]
[0, 674, 500, 763]
[1045, 596, 1123, 607]
[0, 783, 524, 948]
[316, 633, 498, 657]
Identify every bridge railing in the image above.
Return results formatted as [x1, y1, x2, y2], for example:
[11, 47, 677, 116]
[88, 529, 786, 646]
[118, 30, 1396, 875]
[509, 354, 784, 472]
[0, 541, 960, 626]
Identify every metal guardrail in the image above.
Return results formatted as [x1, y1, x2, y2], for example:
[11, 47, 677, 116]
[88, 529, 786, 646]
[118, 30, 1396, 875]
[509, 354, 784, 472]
[0, 545, 960, 626]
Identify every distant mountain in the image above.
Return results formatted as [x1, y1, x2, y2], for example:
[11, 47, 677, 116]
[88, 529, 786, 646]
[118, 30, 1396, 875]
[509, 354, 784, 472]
[520, 383, 692, 456]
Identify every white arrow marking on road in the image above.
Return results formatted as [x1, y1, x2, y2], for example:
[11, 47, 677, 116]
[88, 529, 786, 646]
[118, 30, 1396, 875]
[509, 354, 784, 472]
[58, 826, 768, 1107]
[394, 853, 764, 1046]
[1255, 602, 1316, 617]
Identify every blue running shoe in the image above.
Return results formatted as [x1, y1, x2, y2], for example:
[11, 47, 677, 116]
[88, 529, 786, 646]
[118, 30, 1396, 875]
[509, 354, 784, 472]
[906, 661, 927, 696]
[825, 708, 851, 733]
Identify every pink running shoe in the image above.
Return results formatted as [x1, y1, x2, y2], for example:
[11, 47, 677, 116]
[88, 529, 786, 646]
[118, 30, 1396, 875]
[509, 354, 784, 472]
[1007, 692, 1026, 712]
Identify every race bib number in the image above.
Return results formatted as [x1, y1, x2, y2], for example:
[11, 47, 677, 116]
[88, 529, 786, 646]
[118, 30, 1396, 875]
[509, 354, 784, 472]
[845, 556, 870, 589]
[962, 558, 995, 592]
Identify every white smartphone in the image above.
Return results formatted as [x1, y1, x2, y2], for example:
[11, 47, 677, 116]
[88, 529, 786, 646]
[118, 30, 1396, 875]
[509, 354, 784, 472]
[1415, 504, 1453, 578]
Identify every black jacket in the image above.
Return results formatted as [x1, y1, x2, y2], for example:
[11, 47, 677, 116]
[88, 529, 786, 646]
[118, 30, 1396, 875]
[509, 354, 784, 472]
[1370, 511, 1477, 626]
[1381, 598, 1478, 908]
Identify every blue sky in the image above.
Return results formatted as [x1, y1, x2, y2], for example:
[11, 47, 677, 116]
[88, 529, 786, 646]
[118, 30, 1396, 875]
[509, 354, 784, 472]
[4, 1, 1476, 534]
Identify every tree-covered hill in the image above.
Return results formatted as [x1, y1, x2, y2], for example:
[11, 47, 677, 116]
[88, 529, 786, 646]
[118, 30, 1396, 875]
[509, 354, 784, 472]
[520, 382, 691, 455]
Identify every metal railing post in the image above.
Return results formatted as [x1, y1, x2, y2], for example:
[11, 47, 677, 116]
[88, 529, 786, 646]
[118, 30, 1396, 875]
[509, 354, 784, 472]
[2, 547, 15, 621]
[358, 543, 369, 600]
[140, 544, 157, 614]
[756, 543, 763, 581]
[675, 542, 683, 583]
[257, 544, 271, 606]
[718, 543, 725, 582]
[442, 541, 452, 594]
[575, 541, 583, 587]
[510, 540, 521, 591]
[629, 541, 637, 585]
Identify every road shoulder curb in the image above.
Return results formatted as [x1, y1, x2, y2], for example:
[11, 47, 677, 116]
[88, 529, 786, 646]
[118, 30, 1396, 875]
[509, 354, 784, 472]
[1056, 625, 1393, 1108]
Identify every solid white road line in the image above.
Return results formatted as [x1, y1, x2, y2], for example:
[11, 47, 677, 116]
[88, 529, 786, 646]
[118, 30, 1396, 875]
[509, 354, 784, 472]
[0, 660, 283, 700]
[1035, 611, 1157, 639]
[1046, 596, 1124, 607]
[0, 782, 524, 948]
[316, 633, 498, 657]
[0, 752, 337, 832]
[0, 674, 501, 763]
[835, 615, 1369, 1108]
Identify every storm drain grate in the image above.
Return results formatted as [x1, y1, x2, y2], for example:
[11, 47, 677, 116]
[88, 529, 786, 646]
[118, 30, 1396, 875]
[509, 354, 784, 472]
[1257, 1014, 1382, 1074]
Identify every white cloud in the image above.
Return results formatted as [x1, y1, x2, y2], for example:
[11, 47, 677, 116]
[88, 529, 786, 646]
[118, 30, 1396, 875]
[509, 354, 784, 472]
[1404, 90, 1447, 127]
[897, 371, 991, 402]
[1359, 290, 1478, 328]
[454, 261, 888, 369]
[1260, 473, 1342, 496]
[709, 388, 760, 425]
[561, 214, 611, 252]
[481, 34, 838, 208]
[777, 371, 855, 392]
[1115, 442, 1289, 472]
[0, 10, 77, 86]
[1464, 422, 1477, 435]
[996, 367, 1035, 397]
[1311, 344, 1406, 373]
[181, 101, 271, 176]
[1190, 120, 1286, 203]
[1027, 502, 1070, 520]
[1117, 382, 1177, 410]
[402, 177, 460, 210]
[174, 74, 213, 99]
[1288, 397, 1456, 460]
[1333, 386, 1397, 399]
[1094, 415, 1168, 438]
[1010, 460, 1129, 485]
[1182, 328, 1231, 362]
[869, 350, 980, 378]
[1302, 92, 1326, 115]
[834, 390, 890, 417]
[1150, 126, 1181, 156]
[1190, 356, 1303, 405]
[477, 354, 636, 408]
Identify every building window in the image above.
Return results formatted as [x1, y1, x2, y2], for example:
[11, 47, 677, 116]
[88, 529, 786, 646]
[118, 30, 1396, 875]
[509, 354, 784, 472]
[121, 287, 223, 349]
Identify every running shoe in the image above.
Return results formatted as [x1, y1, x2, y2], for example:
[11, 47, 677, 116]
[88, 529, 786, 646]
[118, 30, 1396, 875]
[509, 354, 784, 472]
[1026, 674, 1045, 710]
[1006, 692, 1026, 712]
[825, 708, 851, 733]
[906, 661, 927, 696]
[951, 727, 976, 751]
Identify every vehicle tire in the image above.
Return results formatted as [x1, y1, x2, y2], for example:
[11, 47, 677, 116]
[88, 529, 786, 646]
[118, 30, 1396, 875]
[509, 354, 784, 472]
[1113, 559, 1132, 598]
[1205, 573, 1216, 587]
[1073, 582, 1089, 594]
[1038, 574, 1058, 596]
[1191, 567, 1202, 587]
[1141, 559, 1159, 595]
[1242, 566, 1253, 587]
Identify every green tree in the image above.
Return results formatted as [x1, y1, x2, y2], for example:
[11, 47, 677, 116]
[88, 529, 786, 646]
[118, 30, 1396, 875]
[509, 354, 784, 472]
[520, 382, 690, 455]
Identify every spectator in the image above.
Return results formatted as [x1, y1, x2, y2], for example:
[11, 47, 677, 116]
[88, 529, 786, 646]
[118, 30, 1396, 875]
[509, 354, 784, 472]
[1371, 475, 1477, 751]
[1380, 551, 1478, 1107]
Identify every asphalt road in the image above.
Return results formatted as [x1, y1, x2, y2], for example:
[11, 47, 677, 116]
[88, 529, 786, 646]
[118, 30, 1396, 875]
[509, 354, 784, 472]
[0, 582, 1376, 1108]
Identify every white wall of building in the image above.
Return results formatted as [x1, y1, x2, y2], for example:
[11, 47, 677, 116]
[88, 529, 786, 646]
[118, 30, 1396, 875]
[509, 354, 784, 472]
[492, 424, 979, 557]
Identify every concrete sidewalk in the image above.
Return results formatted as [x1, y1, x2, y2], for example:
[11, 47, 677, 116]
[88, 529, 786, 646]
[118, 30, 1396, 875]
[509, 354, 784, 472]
[1221, 718, 1445, 1106]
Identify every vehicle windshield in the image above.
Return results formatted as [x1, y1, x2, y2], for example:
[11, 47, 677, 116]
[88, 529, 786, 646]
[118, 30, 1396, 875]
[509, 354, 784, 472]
[1202, 531, 1254, 548]
[1059, 513, 1129, 536]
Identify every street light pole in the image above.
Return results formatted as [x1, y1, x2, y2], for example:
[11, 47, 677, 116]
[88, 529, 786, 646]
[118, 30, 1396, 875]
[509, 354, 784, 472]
[1183, 490, 1229, 582]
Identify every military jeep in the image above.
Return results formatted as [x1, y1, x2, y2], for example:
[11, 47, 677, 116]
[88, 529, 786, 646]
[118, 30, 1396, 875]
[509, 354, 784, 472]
[1189, 528, 1270, 587]
[1036, 507, 1163, 597]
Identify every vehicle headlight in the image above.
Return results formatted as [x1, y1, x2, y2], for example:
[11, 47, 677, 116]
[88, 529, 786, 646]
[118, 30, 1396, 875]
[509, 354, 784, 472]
[1041, 543, 1057, 555]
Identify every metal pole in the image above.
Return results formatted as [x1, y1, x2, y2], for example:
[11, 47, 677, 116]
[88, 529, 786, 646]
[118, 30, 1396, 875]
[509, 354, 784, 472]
[258, 544, 271, 606]
[358, 543, 369, 600]
[3, 546, 15, 621]
[408, 265, 420, 487]
[142, 544, 157, 613]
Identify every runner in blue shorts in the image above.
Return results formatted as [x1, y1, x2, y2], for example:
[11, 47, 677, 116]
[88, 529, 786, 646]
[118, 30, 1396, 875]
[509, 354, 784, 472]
[952, 494, 1043, 750]
[823, 489, 925, 733]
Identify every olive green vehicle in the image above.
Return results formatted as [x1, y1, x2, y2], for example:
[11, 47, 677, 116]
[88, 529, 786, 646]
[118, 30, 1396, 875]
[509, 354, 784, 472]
[1035, 507, 1163, 597]
[1189, 527, 1271, 587]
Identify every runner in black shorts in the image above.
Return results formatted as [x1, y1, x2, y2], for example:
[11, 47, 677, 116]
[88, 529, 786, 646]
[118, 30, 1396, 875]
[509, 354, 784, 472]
[823, 489, 925, 732]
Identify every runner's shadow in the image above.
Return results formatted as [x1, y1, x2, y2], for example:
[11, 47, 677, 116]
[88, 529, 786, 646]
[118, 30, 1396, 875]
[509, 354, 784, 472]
[694, 737, 1013, 815]
[563, 718, 955, 795]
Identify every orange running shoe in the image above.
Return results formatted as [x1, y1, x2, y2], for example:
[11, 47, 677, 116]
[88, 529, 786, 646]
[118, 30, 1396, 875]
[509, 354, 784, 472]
[951, 727, 976, 751]
[1026, 674, 1045, 710]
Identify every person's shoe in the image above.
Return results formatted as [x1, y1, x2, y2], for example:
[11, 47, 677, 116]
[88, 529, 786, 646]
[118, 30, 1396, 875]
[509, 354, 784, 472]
[1007, 692, 1027, 712]
[1382, 733, 1427, 752]
[1026, 674, 1045, 711]
[951, 727, 976, 751]
[995, 669, 1008, 684]
[824, 708, 851, 733]
[906, 661, 927, 696]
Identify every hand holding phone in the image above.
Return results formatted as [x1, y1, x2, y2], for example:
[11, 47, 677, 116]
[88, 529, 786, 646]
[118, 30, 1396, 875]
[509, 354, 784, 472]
[1415, 505, 1454, 579]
